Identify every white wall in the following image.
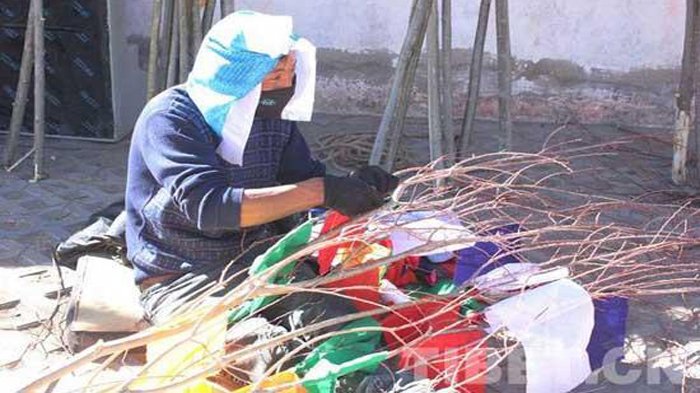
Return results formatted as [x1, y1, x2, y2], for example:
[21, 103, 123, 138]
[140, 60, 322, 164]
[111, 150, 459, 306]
[237, 0, 686, 70]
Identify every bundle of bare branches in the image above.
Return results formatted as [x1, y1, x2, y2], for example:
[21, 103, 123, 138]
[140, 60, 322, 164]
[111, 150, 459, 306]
[311, 133, 420, 172]
[21, 145, 700, 392]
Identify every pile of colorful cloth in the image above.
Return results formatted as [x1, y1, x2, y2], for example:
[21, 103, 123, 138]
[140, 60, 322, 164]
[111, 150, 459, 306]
[220, 209, 628, 393]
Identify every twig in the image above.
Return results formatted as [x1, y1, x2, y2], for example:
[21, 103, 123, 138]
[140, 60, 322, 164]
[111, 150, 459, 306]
[6, 147, 35, 172]
[21, 145, 700, 392]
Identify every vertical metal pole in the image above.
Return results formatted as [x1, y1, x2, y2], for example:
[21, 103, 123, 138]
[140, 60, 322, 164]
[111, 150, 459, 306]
[3, 1, 35, 169]
[32, 0, 46, 181]
[459, 0, 491, 157]
[495, 0, 513, 151]
[370, 0, 434, 170]
[440, 0, 455, 164]
[146, 0, 163, 99]
[427, 0, 444, 167]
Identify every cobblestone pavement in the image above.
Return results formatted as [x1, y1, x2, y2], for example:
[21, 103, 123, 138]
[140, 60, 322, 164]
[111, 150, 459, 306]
[1, 114, 699, 392]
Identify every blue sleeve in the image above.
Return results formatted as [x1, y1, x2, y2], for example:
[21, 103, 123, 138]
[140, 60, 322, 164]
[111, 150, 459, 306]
[277, 123, 326, 184]
[140, 110, 244, 231]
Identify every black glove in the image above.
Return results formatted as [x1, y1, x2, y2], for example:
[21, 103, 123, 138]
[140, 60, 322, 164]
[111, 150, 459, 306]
[324, 175, 384, 217]
[350, 166, 400, 195]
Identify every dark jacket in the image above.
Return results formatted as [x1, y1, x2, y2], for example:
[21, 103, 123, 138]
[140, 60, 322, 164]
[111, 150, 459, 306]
[125, 86, 324, 283]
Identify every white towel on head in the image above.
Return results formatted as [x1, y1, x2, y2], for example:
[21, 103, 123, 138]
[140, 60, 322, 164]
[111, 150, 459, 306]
[187, 11, 316, 166]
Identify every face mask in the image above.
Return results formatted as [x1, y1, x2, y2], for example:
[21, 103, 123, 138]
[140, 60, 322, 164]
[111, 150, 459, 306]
[255, 79, 296, 119]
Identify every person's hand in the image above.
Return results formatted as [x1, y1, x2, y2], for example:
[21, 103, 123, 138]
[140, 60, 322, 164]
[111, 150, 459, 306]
[323, 175, 384, 217]
[350, 166, 399, 196]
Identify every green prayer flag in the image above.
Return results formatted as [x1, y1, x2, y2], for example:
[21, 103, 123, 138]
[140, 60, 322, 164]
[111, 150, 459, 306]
[303, 352, 389, 393]
[296, 317, 387, 393]
[249, 220, 313, 277]
[228, 220, 313, 324]
[461, 297, 486, 315]
[425, 279, 458, 296]
[405, 279, 458, 298]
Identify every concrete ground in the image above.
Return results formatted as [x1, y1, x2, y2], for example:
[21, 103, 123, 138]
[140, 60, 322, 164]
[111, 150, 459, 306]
[1, 114, 699, 392]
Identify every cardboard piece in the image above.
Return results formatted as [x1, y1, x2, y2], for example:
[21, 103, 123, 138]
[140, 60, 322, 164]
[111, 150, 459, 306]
[68, 255, 146, 332]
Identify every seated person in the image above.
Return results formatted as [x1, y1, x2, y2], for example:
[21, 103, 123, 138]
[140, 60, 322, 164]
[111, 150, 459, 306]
[125, 11, 398, 325]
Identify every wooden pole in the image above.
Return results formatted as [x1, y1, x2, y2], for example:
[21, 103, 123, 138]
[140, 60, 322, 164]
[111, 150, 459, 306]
[161, 0, 175, 88]
[440, 0, 455, 165]
[384, 50, 423, 171]
[3, 0, 35, 169]
[384, 0, 428, 171]
[673, 0, 699, 185]
[427, 0, 444, 167]
[146, 0, 163, 99]
[178, 0, 191, 83]
[495, 0, 513, 151]
[220, 0, 235, 17]
[459, 0, 491, 157]
[191, 0, 203, 54]
[32, 0, 46, 181]
[369, 0, 434, 170]
[690, 0, 700, 184]
[166, 1, 179, 88]
[202, 0, 216, 35]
